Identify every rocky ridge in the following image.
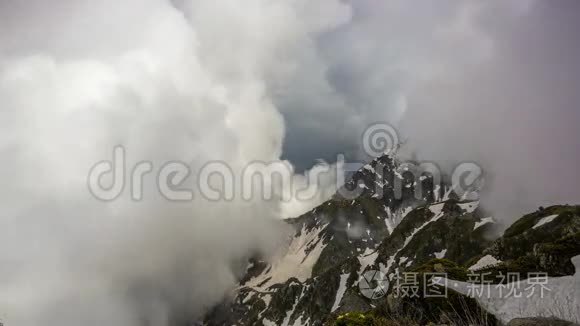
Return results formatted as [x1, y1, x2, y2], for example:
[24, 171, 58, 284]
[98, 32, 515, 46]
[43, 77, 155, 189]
[204, 154, 580, 326]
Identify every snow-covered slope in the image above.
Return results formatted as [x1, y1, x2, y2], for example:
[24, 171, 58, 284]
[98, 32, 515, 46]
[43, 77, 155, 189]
[435, 255, 580, 324]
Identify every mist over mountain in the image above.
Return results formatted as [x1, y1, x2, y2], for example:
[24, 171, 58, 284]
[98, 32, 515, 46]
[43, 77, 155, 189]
[0, 1, 579, 325]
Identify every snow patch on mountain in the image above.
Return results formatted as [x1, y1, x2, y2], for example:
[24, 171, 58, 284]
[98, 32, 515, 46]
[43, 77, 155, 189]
[282, 287, 306, 326]
[384, 205, 447, 276]
[242, 291, 256, 304]
[429, 203, 445, 215]
[533, 214, 559, 229]
[257, 294, 273, 320]
[363, 164, 375, 173]
[458, 201, 479, 213]
[404, 206, 445, 249]
[358, 248, 379, 276]
[434, 185, 442, 202]
[434, 249, 447, 259]
[262, 294, 272, 307]
[247, 224, 327, 289]
[331, 273, 350, 312]
[291, 316, 310, 326]
[383, 205, 415, 234]
[442, 186, 454, 201]
[469, 255, 502, 271]
[474, 217, 495, 230]
[401, 206, 414, 219]
[263, 318, 276, 326]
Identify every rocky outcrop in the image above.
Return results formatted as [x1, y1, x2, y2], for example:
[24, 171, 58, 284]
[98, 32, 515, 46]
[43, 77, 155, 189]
[478, 205, 580, 278]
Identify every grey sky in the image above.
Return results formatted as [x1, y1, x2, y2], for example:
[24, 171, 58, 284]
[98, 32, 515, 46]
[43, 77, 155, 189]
[0, 1, 579, 325]
[278, 0, 580, 220]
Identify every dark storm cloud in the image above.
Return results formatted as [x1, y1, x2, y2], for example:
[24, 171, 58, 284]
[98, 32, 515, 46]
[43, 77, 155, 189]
[278, 0, 580, 221]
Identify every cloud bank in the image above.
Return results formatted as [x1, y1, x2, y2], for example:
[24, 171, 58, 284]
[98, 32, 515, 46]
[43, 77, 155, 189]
[0, 0, 347, 324]
[1, 0, 579, 324]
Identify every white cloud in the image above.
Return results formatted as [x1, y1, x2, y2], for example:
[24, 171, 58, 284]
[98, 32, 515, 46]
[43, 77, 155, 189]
[0, 0, 348, 324]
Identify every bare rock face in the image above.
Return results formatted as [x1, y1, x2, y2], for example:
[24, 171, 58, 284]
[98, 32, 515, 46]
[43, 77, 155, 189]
[203, 154, 580, 326]
[507, 317, 578, 326]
